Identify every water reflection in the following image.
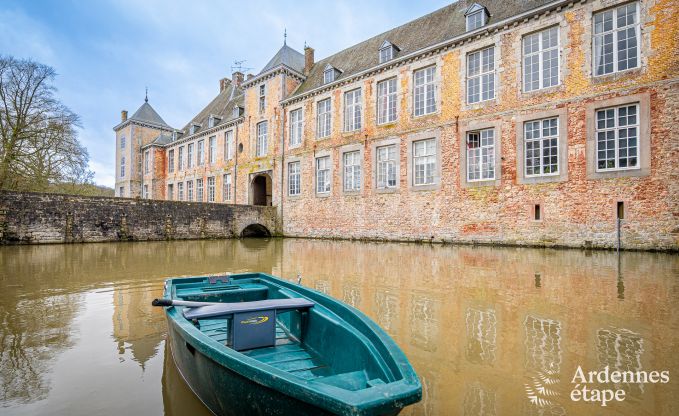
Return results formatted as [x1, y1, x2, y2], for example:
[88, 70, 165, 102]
[0, 239, 677, 416]
[112, 284, 166, 370]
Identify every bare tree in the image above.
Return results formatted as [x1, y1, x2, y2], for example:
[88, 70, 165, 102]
[0, 56, 93, 192]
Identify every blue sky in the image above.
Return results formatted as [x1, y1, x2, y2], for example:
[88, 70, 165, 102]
[0, 0, 450, 187]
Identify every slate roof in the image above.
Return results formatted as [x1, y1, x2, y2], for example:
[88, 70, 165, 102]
[147, 82, 244, 146]
[128, 101, 171, 129]
[291, 0, 553, 97]
[259, 44, 305, 74]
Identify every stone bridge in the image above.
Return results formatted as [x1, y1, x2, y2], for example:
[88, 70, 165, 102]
[0, 191, 280, 244]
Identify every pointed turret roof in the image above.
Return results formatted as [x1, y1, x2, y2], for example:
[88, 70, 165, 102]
[128, 101, 171, 129]
[259, 44, 305, 74]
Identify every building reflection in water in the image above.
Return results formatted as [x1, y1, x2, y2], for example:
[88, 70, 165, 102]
[409, 294, 440, 352]
[597, 326, 645, 397]
[465, 308, 497, 365]
[1, 239, 678, 415]
[112, 283, 166, 370]
[524, 315, 562, 374]
[375, 290, 400, 336]
[463, 382, 496, 416]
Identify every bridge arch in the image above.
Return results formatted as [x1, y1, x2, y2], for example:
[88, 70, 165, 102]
[240, 223, 272, 238]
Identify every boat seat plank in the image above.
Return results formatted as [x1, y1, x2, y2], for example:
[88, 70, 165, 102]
[184, 298, 315, 320]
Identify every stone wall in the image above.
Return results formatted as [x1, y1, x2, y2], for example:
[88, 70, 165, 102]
[0, 191, 280, 244]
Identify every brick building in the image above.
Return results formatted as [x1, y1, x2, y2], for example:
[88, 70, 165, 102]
[113, 0, 679, 250]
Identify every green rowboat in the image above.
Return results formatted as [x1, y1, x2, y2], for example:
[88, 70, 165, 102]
[153, 272, 421, 416]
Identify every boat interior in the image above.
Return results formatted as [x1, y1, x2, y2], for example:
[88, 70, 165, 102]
[171, 274, 397, 392]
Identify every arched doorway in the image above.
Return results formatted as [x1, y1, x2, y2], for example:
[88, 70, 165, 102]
[250, 173, 272, 206]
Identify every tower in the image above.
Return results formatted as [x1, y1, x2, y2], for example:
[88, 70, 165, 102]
[113, 94, 173, 198]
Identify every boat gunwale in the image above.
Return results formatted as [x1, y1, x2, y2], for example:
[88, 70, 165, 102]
[163, 272, 422, 415]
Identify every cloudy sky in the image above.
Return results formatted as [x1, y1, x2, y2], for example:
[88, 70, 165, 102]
[0, 0, 450, 187]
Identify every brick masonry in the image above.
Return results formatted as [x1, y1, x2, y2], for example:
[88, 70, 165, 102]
[0, 191, 280, 244]
[112, 0, 679, 251]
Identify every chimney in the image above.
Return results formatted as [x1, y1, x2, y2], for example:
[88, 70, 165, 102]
[232, 71, 244, 88]
[304, 46, 315, 75]
[220, 77, 231, 92]
[121, 110, 128, 122]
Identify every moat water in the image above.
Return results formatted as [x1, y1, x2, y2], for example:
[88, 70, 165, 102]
[0, 239, 677, 415]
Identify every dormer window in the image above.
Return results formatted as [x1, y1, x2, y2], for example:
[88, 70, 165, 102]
[379, 40, 399, 64]
[208, 115, 221, 128]
[323, 64, 340, 84]
[190, 123, 200, 135]
[172, 131, 177, 141]
[465, 3, 488, 31]
[232, 106, 243, 118]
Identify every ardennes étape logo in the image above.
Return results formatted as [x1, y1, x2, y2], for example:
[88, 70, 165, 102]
[240, 316, 269, 325]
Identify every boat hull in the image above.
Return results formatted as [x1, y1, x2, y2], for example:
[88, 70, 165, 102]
[168, 317, 401, 416]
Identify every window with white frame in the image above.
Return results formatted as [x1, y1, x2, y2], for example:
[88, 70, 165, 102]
[120, 157, 125, 177]
[316, 156, 331, 194]
[289, 108, 303, 147]
[467, 46, 495, 104]
[466, 129, 495, 181]
[525, 118, 559, 176]
[178, 182, 184, 201]
[593, 2, 639, 76]
[323, 67, 336, 84]
[413, 139, 436, 186]
[343, 151, 361, 191]
[223, 173, 232, 201]
[196, 178, 204, 201]
[259, 84, 266, 113]
[187, 180, 194, 201]
[344, 89, 362, 132]
[288, 161, 301, 196]
[596, 104, 639, 170]
[178, 146, 184, 170]
[256, 121, 268, 157]
[466, 10, 486, 31]
[119, 186, 124, 197]
[413, 66, 436, 116]
[208, 136, 216, 164]
[168, 149, 175, 173]
[197, 140, 204, 166]
[208, 116, 214, 128]
[167, 184, 174, 200]
[317, 99, 331, 138]
[377, 78, 397, 124]
[523, 26, 560, 92]
[187, 143, 194, 168]
[120, 136, 125, 149]
[144, 150, 150, 174]
[379, 45, 394, 63]
[225, 130, 233, 160]
[207, 177, 215, 202]
[376, 145, 397, 189]
[143, 185, 149, 199]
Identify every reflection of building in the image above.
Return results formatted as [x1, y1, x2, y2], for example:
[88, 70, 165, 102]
[314, 280, 330, 295]
[463, 382, 496, 416]
[409, 294, 440, 352]
[465, 308, 496, 365]
[375, 290, 400, 335]
[112, 285, 166, 370]
[342, 284, 361, 308]
[597, 326, 644, 396]
[524, 315, 562, 374]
